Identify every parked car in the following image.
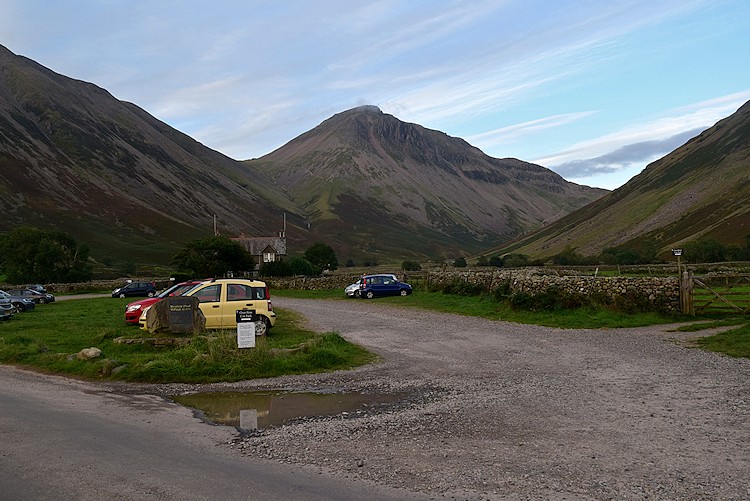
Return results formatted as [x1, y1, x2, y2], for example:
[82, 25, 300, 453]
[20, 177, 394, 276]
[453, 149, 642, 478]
[124, 280, 203, 324]
[112, 281, 157, 298]
[0, 290, 36, 312]
[358, 274, 412, 299]
[26, 284, 48, 293]
[345, 274, 399, 297]
[7, 288, 55, 304]
[344, 279, 362, 297]
[0, 298, 14, 320]
[139, 278, 276, 335]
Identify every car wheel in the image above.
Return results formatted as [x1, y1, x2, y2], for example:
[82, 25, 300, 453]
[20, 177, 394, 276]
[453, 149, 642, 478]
[255, 317, 270, 336]
[119, 293, 126, 298]
[147, 291, 155, 297]
[39, 298, 47, 304]
[354, 290, 361, 298]
[14, 302, 26, 312]
[400, 289, 408, 296]
[365, 291, 375, 299]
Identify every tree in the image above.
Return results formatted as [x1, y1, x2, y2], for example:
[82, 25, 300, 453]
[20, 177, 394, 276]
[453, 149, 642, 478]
[453, 257, 467, 268]
[0, 226, 92, 283]
[402, 260, 422, 271]
[171, 236, 254, 277]
[304, 242, 338, 271]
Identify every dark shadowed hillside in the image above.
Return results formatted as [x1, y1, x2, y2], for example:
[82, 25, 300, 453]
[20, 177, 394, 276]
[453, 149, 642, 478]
[0, 44, 300, 266]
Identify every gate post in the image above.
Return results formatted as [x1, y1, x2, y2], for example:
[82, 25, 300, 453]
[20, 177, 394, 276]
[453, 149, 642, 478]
[680, 270, 694, 316]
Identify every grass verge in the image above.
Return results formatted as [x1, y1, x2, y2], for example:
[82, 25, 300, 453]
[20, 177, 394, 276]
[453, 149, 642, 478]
[276, 289, 678, 329]
[0, 298, 375, 383]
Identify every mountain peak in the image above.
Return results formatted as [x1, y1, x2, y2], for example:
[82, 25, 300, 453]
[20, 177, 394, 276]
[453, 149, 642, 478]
[350, 104, 382, 114]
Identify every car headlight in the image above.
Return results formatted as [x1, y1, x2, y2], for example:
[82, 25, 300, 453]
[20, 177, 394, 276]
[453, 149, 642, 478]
[126, 305, 142, 313]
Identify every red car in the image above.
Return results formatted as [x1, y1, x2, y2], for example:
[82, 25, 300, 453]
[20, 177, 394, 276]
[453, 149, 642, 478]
[124, 280, 203, 324]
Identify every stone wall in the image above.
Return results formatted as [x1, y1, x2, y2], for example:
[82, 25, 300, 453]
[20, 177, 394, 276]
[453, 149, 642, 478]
[0, 278, 173, 294]
[265, 268, 681, 313]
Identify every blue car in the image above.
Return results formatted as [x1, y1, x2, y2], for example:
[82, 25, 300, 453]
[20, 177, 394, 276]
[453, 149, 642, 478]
[358, 274, 412, 299]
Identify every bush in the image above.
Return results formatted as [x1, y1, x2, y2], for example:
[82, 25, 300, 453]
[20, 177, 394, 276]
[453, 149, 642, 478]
[260, 260, 294, 277]
[441, 278, 484, 296]
[402, 260, 422, 271]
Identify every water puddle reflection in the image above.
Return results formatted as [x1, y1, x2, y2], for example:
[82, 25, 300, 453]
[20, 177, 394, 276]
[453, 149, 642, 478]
[172, 390, 403, 430]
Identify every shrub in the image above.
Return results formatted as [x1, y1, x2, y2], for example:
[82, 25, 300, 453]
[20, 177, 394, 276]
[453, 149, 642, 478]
[402, 260, 422, 271]
[442, 278, 484, 296]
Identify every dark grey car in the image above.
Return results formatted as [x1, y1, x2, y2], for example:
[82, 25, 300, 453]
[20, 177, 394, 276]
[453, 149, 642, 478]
[7, 288, 55, 304]
[0, 298, 13, 319]
[0, 290, 36, 312]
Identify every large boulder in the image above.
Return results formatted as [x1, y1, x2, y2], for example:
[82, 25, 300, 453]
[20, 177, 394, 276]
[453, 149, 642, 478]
[145, 296, 205, 334]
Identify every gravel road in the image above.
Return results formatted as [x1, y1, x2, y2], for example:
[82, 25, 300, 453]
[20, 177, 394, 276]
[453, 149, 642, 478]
[155, 297, 750, 500]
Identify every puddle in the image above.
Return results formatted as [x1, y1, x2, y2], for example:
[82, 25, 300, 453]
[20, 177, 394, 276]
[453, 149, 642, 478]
[172, 390, 404, 430]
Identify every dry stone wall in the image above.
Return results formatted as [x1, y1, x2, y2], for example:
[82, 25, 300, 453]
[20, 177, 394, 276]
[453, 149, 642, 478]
[266, 268, 682, 314]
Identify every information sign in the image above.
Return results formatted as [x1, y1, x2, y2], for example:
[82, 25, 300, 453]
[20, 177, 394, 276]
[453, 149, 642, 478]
[236, 309, 256, 349]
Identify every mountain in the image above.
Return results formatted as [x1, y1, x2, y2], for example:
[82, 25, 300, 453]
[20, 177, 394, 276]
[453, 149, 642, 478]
[0, 44, 299, 266]
[246, 106, 607, 261]
[492, 100, 750, 260]
[0, 44, 606, 268]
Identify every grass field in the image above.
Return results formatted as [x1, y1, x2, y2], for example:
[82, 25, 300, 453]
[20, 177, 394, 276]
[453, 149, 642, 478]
[0, 297, 375, 383]
[1, 289, 746, 384]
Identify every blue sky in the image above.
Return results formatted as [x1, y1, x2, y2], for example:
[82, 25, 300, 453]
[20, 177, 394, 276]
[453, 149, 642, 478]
[2, 0, 749, 189]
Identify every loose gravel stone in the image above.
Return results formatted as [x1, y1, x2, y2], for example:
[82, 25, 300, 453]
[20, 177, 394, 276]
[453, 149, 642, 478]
[139, 298, 750, 500]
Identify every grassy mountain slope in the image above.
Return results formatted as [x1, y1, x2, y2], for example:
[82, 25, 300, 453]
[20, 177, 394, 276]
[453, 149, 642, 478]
[0, 44, 300, 266]
[248, 106, 607, 262]
[492, 100, 750, 260]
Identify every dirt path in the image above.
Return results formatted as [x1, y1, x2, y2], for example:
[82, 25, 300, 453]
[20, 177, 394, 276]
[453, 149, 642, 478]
[199, 298, 750, 500]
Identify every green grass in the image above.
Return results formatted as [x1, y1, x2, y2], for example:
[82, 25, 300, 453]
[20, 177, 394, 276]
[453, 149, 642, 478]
[0, 298, 375, 383]
[276, 289, 677, 329]
[693, 322, 750, 358]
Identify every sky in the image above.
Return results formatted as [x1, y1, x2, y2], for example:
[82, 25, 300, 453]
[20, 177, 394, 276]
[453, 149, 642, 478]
[2, 1, 749, 190]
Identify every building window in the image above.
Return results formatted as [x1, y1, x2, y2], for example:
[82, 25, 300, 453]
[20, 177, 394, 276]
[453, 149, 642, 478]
[263, 252, 275, 263]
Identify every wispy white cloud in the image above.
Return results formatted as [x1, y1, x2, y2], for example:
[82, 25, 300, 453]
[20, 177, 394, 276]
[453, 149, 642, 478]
[466, 111, 599, 148]
[537, 91, 750, 168]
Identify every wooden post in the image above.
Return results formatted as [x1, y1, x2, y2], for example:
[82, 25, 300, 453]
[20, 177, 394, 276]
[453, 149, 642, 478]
[680, 270, 694, 316]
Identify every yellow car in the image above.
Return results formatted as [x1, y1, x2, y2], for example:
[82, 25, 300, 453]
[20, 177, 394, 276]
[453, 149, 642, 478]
[140, 278, 276, 335]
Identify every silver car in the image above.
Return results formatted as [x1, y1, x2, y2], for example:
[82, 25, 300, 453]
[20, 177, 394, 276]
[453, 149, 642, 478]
[344, 280, 362, 297]
[0, 298, 14, 320]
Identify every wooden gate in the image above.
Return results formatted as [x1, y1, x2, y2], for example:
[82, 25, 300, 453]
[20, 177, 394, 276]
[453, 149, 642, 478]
[682, 271, 750, 315]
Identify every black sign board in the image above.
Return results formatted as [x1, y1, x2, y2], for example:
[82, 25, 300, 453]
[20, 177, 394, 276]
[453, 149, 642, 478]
[166, 296, 200, 334]
[236, 309, 257, 323]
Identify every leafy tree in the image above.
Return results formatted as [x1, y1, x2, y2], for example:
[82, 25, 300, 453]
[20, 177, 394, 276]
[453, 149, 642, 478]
[551, 246, 582, 266]
[288, 257, 320, 276]
[453, 257, 467, 268]
[171, 235, 254, 277]
[683, 238, 725, 263]
[345, 258, 355, 268]
[0, 226, 92, 283]
[304, 242, 338, 271]
[503, 253, 530, 268]
[402, 260, 422, 271]
[476, 255, 489, 266]
[489, 256, 504, 267]
[259, 260, 293, 277]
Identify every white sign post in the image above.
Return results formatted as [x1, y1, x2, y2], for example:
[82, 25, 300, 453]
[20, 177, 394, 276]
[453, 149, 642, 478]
[236, 310, 256, 349]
